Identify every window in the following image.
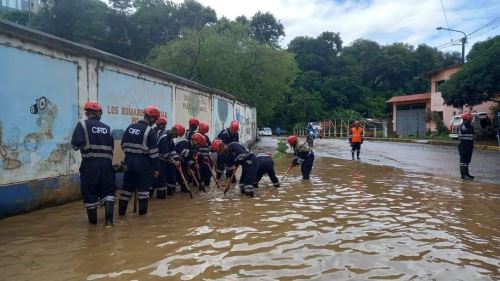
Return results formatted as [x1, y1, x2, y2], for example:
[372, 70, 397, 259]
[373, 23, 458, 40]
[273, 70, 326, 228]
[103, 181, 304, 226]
[435, 80, 445, 92]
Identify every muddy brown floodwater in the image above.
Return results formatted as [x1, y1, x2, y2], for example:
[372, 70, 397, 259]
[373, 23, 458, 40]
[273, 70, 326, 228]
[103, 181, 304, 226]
[0, 155, 499, 280]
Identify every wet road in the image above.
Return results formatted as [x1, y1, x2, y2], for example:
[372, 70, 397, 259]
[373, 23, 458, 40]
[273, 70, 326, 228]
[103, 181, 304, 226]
[0, 138, 499, 280]
[278, 137, 499, 184]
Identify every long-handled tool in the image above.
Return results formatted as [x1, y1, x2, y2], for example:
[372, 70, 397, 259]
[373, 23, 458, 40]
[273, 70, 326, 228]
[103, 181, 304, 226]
[281, 165, 295, 182]
[205, 158, 221, 189]
[223, 165, 239, 195]
[188, 167, 204, 192]
[177, 166, 194, 199]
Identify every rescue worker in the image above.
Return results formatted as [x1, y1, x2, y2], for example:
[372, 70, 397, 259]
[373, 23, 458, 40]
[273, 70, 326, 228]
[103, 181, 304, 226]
[287, 135, 315, 180]
[119, 106, 160, 216]
[198, 122, 212, 189]
[150, 116, 169, 198]
[71, 101, 115, 226]
[211, 139, 257, 197]
[216, 120, 240, 181]
[349, 120, 364, 160]
[157, 124, 185, 197]
[253, 153, 280, 188]
[154, 116, 168, 139]
[175, 130, 203, 192]
[185, 118, 199, 141]
[458, 112, 475, 180]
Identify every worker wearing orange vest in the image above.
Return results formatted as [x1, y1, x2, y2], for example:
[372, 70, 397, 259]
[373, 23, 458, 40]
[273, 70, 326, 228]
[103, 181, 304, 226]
[349, 120, 363, 160]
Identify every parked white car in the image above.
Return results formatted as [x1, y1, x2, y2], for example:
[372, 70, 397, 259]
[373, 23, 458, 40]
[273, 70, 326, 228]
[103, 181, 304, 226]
[449, 112, 493, 139]
[259, 127, 273, 136]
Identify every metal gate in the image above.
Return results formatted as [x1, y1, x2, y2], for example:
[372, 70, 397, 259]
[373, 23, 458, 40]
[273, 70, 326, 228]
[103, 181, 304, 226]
[396, 106, 426, 137]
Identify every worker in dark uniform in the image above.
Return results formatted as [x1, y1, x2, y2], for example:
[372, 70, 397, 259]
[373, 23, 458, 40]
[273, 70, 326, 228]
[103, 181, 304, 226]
[185, 118, 199, 141]
[197, 122, 212, 189]
[150, 116, 168, 198]
[349, 120, 364, 160]
[156, 124, 184, 197]
[458, 112, 475, 180]
[175, 129, 200, 193]
[253, 153, 280, 188]
[71, 101, 115, 226]
[211, 139, 257, 197]
[119, 106, 160, 216]
[287, 135, 314, 180]
[216, 120, 239, 181]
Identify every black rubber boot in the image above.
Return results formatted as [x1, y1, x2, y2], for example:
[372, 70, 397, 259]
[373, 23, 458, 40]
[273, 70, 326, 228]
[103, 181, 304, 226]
[149, 188, 155, 198]
[87, 208, 97, 225]
[138, 199, 148, 215]
[104, 201, 114, 227]
[244, 188, 254, 197]
[253, 183, 258, 188]
[351, 152, 355, 160]
[465, 165, 475, 180]
[273, 183, 280, 188]
[157, 189, 166, 199]
[167, 186, 174, 196]
[118, 199, 128, 216]
[460, 166, 473, 180]
[357, 150, 360, 160]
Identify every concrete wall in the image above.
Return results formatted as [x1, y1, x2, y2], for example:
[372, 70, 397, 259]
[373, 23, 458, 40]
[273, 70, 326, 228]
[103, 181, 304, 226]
[0, 20, 256, 218]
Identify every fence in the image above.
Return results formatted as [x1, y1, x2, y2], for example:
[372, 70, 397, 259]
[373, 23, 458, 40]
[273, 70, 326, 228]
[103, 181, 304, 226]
[294, 119, 388, 139]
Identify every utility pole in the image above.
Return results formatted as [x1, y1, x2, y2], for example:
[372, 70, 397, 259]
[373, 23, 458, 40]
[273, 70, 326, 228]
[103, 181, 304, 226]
[436, 27, 467, 64]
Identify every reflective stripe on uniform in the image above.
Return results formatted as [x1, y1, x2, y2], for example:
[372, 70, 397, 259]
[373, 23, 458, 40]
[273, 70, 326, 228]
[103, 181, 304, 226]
[137, 191, 149, 199]
[89, 144, 112, 151]
[81, 153, 113, 160]
[84, 202, 99, 209]
[122, 147, 148, 154]
[157, 186, 167, 191]
[102, 195, 115, 202]
[257, 153, 269, 158]
[80, 120, 91, 150]
[142, 126, 151, 150]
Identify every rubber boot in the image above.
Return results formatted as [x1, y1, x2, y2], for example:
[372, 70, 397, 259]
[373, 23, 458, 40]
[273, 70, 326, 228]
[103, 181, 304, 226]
[465, 165, 475, 180]
[167, 186, 174, 196]
[157, 189, 166, 199]
[244, 187, 254, 197]
[460, 166, 473, 180]
[351, 151, 355, 160]
[180, 183, 189, 193]
[138, 199, 148, 216]
[357, 150, 360, 160]
[273, 182, 280, 188]
[149, 187, 155, 198]
[104, 201, 114, 227]
[87, 208, 97, 225]
[118, 199, 128, 216]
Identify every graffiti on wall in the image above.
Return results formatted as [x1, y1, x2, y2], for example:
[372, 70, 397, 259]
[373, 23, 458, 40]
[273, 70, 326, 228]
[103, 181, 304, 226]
[175, 88, 211, 130]
[0, 45, 79, 185]
[211, 97, 234, 140]
[98, 69, 173, 140]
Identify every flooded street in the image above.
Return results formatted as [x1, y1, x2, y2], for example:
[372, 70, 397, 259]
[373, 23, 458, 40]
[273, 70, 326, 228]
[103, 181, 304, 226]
[1, 139, 499, 280]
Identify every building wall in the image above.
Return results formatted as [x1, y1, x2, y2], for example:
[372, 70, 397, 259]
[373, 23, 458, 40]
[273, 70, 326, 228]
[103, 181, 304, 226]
[0, 22, 256, 218]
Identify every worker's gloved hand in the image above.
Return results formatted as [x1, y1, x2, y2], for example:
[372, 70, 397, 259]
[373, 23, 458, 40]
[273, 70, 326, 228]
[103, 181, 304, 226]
[174, 160, 181, 168]
[153, 170, 160, 178]
[291, 159, 299, 167]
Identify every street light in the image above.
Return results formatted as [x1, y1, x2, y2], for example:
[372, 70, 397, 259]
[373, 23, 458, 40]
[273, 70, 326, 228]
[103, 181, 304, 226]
[436, 26, 467, 64]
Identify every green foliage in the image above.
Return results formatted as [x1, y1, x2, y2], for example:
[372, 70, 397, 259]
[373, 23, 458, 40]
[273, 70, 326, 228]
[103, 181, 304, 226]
[0, 10, 31, 26]
[274, 140, 288, 159]
[146, 20, 298, 126]
[250, 11, 284, 46]
[441, 36, 500, 107]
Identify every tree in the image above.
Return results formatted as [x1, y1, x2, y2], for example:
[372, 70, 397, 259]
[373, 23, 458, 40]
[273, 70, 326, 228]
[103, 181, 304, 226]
[250, 11, 284, 45]
[441, 36, 500, 107]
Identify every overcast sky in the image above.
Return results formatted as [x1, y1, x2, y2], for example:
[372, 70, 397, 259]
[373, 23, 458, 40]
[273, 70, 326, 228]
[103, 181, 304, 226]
[171, 0, 500, 54]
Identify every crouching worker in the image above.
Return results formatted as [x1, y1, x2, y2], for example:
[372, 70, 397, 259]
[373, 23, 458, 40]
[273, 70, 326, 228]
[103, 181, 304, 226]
[71, 101, 115, 227]
[287, 135, 315, 180]
[119, 106, 160, 216]
[253, 153, 280, 188]
[211, 139, 257, 197]
[198, 122, 212, 189]
[156, 124, 184, 198]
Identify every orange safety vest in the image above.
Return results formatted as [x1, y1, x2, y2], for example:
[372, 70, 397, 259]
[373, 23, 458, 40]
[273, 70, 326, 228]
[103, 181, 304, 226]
[350, 127, 363, 143]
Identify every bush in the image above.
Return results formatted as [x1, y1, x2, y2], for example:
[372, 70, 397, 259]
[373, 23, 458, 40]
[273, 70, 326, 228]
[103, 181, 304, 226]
[274, 140, 288, 159]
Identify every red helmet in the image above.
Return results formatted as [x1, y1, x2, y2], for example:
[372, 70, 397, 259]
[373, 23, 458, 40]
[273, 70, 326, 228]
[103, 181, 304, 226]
[199, 122, 209, 135]
[173, 124, 185, 137]
[192, 133, 207, 147]
[144, 106, 161, 119]
[229, 120, 239, 132]
[287, 135, 298, 145]
[156, 116, 167, 126]
[83, 101, 102, 111]
[461, 112, 473, 121]
[211, 139, 223, 152]
[188, 118, 200, 126]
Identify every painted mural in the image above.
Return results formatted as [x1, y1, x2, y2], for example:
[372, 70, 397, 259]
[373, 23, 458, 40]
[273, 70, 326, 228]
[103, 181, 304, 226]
[98, 69, 173, 140]
[0, 45, 79, 185]
[211, 97, 234, 140]
[174, 88, 211, 130]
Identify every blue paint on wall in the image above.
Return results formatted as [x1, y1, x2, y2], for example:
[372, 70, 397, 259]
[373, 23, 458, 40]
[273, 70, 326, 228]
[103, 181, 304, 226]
[0, 44, 79, 185]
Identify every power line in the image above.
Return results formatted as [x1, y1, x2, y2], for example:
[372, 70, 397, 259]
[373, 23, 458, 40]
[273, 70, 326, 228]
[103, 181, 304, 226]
[467, 16, 500, 36]
[468, 24, 499, 40]
[440, 0, 453, 41]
